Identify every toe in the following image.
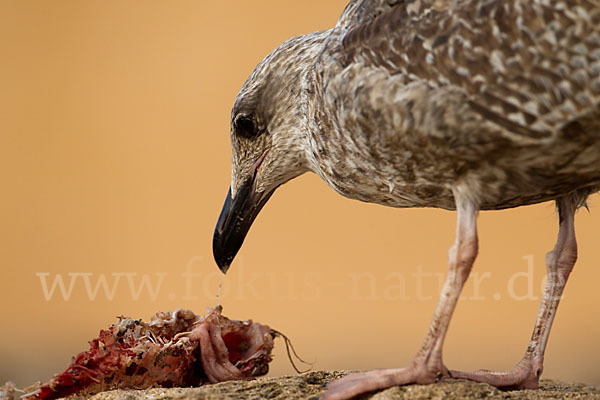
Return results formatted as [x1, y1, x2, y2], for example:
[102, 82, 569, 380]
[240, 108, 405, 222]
[321, 368, 415, 400]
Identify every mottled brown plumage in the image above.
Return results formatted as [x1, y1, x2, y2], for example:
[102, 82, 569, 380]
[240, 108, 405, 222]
[309, 0, 600, 210]
[213, 1, 600, 399]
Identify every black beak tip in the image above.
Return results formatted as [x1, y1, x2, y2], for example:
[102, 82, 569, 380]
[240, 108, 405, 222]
[215, 259, 231, 275]
[213, 179, 274, 275]
[213, 188, 235, 274]
[213, 231, 232, 274]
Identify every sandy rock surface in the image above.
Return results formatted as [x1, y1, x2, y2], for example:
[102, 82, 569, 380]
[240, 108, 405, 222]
[58, 371, 600, 400]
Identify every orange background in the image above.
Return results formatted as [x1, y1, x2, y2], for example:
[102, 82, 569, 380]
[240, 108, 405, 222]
[1, 0, 598, 388]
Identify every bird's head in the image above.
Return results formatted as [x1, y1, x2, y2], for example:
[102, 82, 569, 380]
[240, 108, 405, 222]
[213, 31, 328, 273]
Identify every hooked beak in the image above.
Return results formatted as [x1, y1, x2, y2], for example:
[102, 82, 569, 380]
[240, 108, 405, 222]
[213, 151, 275, 273]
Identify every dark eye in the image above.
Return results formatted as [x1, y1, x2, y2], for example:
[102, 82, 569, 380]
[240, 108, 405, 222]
[234, 115, 258, 138]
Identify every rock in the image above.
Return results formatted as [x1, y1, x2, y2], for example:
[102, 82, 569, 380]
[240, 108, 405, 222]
[62, 371, 600, 400]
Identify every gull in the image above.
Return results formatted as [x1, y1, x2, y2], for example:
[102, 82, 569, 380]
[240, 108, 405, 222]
[212, 1, 600, 399]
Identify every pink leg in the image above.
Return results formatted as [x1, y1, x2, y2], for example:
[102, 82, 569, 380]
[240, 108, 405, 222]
[451, 196, 579, 389]
[322, 191, 479, 400]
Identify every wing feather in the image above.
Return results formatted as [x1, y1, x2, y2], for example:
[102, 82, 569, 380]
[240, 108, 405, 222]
[331, 0, 600, 139]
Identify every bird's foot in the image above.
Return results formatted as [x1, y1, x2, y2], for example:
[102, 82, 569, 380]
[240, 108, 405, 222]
[321, 358, 449, 400]
[450, 358, 540, 390]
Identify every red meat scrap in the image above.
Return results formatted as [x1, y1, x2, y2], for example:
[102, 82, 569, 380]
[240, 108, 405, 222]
[23, 307, 279, 400]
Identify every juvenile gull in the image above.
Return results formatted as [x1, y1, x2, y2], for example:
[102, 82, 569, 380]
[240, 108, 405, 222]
[213, 1, 600, 399]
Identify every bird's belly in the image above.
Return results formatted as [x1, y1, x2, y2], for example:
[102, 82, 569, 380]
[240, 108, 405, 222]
[315, 151, 600, 211]
[316, 162, 457, 210]
[321, 168, 600, 211]
[311, 104, 600, 210]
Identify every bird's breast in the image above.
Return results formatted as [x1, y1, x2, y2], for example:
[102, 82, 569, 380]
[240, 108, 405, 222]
[309, 141, 457, 209]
